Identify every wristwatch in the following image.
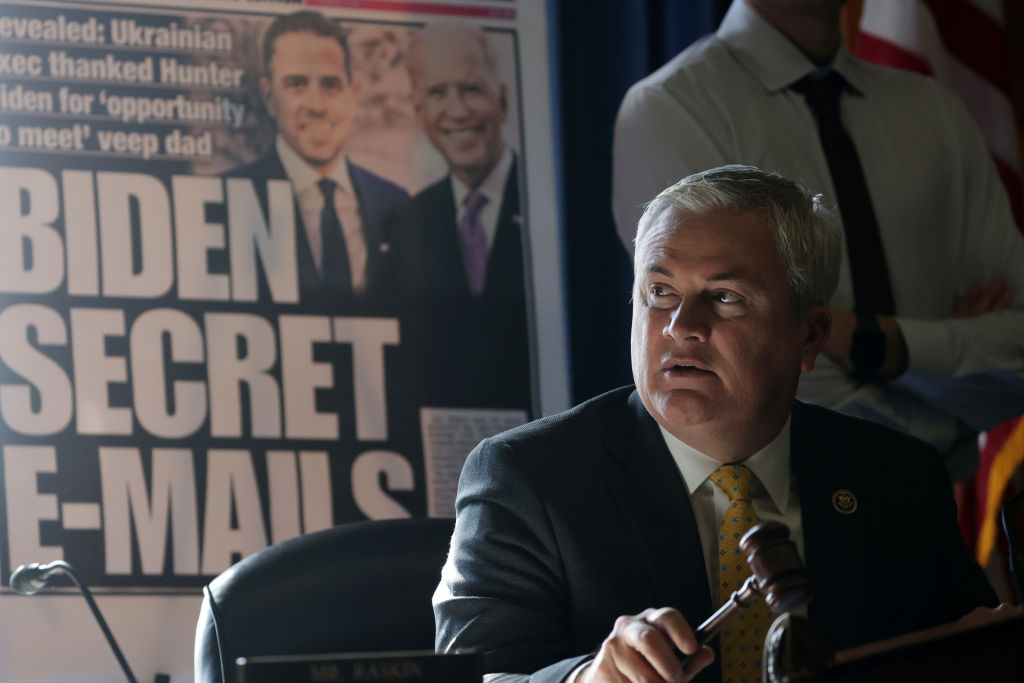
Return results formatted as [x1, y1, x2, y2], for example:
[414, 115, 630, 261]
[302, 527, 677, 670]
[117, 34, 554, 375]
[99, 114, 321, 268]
[850, 311, 885, 383]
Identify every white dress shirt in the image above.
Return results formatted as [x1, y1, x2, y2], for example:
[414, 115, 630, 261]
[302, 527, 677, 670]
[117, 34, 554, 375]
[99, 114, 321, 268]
[276, 136, 368, 292]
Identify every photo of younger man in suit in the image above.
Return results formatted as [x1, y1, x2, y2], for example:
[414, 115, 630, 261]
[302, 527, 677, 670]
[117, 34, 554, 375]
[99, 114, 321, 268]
[226, 10, 408, 307]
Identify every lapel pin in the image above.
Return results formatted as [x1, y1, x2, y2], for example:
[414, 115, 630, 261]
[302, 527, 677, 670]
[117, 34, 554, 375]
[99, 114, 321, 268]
[832, 489, 858, 515]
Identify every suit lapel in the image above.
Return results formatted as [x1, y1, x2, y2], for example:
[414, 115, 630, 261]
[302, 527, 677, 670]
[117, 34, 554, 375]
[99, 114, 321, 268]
[346, 161, 384, 298]
[485, 156, 523, 301]
[347, 161, 381, 256]
[434, 178, 468, 293]
[602, 392, 714, 627]
[791, 402, 867, 650]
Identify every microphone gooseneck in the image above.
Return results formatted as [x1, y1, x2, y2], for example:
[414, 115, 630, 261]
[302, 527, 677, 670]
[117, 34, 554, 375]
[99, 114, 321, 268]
[8, 560, 139, 683]
[10, 562, 65, 596]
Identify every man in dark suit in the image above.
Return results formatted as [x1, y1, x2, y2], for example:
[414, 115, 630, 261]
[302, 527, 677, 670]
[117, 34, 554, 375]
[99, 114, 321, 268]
[385, 24, 531, 411]
[433, 166, 1001, 683]
[227, 10, 407, 307]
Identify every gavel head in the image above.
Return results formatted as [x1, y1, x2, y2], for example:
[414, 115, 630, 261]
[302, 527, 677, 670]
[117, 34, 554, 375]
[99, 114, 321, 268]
[739, 521, 814, 613]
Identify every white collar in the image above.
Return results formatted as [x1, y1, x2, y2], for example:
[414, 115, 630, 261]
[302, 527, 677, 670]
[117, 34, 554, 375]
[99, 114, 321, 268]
[658, 417, 793, 514]
[275, 135, 355, 196]
[718, 0, 864, 95]
[451, 145, 513, 209]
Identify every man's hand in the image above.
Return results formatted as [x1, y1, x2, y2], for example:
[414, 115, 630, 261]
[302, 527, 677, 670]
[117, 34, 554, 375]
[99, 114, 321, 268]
[954, 279, 1012, 318]
[579, 607, 714, 683]
[822, 307, 908, 381]
[824, 279, 1013, 382]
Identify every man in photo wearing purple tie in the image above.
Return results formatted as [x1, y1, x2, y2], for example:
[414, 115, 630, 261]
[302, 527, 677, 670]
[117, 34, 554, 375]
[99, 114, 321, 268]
[386, 23, 532, 412]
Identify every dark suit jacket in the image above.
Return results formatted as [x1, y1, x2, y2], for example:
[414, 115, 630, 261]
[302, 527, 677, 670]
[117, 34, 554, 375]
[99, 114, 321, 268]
[382, 157, 532, 412]
[433, 386, 997, 682]
[225, 147, 408, 309]
[387, 156, 525, 303]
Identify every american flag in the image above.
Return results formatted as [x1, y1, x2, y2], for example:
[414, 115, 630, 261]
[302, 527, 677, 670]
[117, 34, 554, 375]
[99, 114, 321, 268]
[857, 0, 1022, 224]
[855, 0, 1023, 591]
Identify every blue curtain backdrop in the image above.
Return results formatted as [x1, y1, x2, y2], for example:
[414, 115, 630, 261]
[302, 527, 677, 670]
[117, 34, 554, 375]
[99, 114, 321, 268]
[553, 0, 730, 403]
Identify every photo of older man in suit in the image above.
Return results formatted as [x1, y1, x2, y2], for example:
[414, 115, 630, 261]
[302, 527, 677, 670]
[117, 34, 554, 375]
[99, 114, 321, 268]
[226, 10, 408, 307]
[386, 24, 533, 412]
[389, 24, 522, 302]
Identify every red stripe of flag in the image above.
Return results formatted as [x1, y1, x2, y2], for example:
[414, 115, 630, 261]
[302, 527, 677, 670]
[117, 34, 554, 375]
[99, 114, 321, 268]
[920, 0, 1012, 93]
[857, 15, 1023, 230]
[962, 418, 1006, 552]
[855, 31, 934, 77]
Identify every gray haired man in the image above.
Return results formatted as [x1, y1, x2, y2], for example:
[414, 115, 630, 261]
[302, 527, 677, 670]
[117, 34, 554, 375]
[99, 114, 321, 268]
[433, 166, 999, 683]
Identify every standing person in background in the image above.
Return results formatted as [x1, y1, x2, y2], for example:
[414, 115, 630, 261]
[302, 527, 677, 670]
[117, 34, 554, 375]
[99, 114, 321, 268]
[613, 0, 1024, 481]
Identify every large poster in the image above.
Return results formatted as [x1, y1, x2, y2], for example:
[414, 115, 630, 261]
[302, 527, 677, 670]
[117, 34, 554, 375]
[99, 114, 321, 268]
[0, 0, 566, 680]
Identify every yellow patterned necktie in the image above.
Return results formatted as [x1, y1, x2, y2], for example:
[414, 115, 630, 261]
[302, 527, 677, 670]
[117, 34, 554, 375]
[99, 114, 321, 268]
[711, 464, 774, 683]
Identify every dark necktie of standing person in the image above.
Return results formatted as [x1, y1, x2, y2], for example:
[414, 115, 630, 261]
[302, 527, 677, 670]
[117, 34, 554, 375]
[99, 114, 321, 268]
[459, 191, 489, 297]
[711, 465, 775, 683]
[317, 177, 352, 294]
[792, 71, 896, 316]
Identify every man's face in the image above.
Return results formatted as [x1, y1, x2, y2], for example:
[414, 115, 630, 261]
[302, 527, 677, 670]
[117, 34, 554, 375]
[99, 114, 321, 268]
[410, 38, 507, 189]
[630, 207, 829, 461]
[261, 31, 357, 174]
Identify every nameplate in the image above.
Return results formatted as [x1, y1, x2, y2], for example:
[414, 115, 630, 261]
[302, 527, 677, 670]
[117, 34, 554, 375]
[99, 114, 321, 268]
[236, 649, 482, 683]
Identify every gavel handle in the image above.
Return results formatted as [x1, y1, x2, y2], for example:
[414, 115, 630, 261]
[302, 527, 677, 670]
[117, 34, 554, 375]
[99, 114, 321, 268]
[693, 574, 761, 648]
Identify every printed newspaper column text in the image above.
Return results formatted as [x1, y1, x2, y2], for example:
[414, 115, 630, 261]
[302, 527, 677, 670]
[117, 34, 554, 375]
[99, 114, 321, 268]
[0, 6, 246, 160]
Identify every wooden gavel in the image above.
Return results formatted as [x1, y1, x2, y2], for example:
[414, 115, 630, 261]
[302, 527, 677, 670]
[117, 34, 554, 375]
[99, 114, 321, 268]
[693, 521, 813, 648]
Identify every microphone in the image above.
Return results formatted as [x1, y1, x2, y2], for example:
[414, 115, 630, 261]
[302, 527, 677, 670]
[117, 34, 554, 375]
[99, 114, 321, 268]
[10, 561, 67, 596]
[8, 560, 139, 683]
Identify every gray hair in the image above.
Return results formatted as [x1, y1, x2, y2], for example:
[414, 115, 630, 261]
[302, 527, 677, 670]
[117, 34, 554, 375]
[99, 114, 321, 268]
[635, 165, 841, 313]
[405, 23, 499, 88]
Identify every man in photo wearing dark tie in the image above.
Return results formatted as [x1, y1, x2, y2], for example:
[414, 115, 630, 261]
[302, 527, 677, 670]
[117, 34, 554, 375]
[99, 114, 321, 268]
[385, 23, 532, 412]
[434, 166, 1005, 683]
[227, 10, 408, 307]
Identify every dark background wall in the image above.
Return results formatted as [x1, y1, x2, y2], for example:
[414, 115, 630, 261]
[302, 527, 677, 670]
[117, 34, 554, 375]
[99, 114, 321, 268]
[553, 0, 731, 404]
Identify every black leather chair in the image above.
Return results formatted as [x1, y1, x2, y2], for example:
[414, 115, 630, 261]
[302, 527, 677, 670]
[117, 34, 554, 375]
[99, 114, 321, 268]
[193, 517, 456, 683]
